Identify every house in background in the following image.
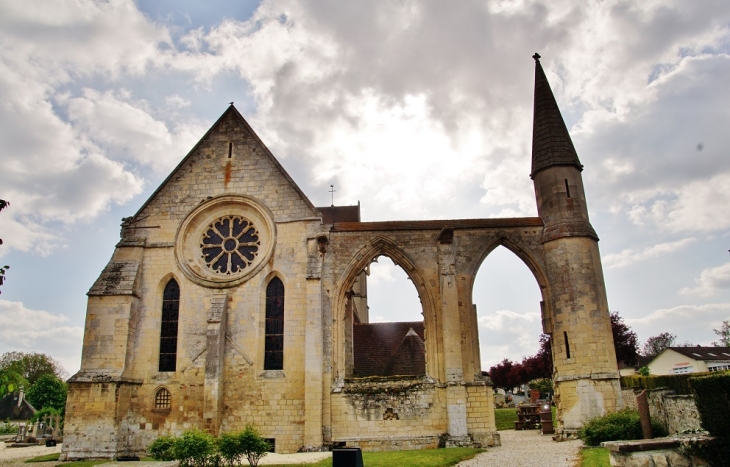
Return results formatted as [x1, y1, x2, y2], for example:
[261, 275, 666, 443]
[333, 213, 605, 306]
[647, 347, 730, 375]
[0, 390, 36, 423]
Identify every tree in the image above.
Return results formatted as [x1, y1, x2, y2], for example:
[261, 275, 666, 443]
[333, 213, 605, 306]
[488, 359, 518, 391]
[0, 199, 8, 294]
[712, 320, 730, 347]
[0, 352, 67, 384]
[610, 311, 639, 366]
[641, 332, 676, 357]
[25, 373, 67, 413]
[0, 368, 26, 397]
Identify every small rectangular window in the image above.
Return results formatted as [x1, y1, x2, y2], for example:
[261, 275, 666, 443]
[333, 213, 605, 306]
[564, 331, 571, 359]
[228, 142, 233, 158]
[564, 179, 571, 198]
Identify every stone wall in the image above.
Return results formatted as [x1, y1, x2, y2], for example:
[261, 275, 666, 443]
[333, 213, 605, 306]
[603, 436, 714, 467]
[622, 389, 702, 435]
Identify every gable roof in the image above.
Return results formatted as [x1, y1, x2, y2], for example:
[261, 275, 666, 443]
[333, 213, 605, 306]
[353, 321, 425, 377]
[531, 53, 583, 178]
[0, 392, 36, 421]
[132, 104, 319, 220]
[664, 346, 730, 361]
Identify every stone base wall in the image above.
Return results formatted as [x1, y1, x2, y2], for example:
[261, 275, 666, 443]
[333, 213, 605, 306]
[622, 389, 702, 435]
[330, 378, 448, 445]
[336, 435, 441, 452]
[603, 436, 715, 467]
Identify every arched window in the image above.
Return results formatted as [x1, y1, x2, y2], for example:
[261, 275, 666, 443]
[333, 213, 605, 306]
[264, 277, 285, 370]
[154, 387, 171, 410]
[159, 279, 180, 372]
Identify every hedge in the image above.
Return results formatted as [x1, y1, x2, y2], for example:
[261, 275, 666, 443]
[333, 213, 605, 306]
[689, 372, 730, 438]
[620, 372, 712, 395]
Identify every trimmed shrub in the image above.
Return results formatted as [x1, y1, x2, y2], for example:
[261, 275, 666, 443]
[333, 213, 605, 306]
[690, 372, 730, 437]
[238, 425, 270, 467]
[579, 409, 665, 447]
[148, 435, 176, 461]
[620, 373, 712, 395]
[173, 430, 216, 467]
[217, 432, 243, 467]
[149, 427, 269, 467]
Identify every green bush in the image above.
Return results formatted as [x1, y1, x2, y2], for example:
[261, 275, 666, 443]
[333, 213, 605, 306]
[0, 420, 18, 434]
[690, 372, 730, 438]
[238, 425, 270, 467]
[148, 435, 176, 461]
[31, 406, 62, 424]
[579, 409, 666, 447]
[149, 427, 269, 467]
[620, 373, 711, 395]
[173, 430, 216, 467]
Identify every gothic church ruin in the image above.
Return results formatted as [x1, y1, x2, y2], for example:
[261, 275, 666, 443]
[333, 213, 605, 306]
[62, 56, 622, 459]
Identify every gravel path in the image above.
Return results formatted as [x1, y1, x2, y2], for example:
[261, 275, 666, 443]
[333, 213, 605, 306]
[2, 432, 580, 467]
[457, 430, 583, 467]
[0, 441, 330, 467]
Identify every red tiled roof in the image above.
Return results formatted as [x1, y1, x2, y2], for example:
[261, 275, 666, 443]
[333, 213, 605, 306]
[353, 322, 425, 377]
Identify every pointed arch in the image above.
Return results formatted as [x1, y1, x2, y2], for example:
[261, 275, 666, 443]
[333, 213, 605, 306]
[159, 278, 180, 372]
[468, 232, 549, 303]
[264, 276, 285, 370]
[333, 236, 440, 379]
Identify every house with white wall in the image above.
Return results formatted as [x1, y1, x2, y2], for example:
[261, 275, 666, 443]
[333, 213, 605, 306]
[648, 347, 730, 375]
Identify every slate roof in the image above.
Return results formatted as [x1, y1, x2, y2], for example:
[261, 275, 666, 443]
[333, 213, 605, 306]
[531, 54, 583, 178]
[0, 392, 36, 421]
[332, 217, 543, 232]
[666, 346, 730, 361]
[317, 205, 361, 224]
[353, 322, 426, 377]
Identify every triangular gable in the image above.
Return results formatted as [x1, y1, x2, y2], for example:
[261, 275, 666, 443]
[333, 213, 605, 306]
[132, 105, 320, 223]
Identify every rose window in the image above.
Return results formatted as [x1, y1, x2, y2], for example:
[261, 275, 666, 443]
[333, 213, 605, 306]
[200, 216, 260, 275]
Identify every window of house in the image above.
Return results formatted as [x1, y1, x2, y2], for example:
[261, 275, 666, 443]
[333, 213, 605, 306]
[159, 279, 180, 372]
[154, 387, 171, 410]
[673, 366, 694, 374]
[264, 277, 284, 370]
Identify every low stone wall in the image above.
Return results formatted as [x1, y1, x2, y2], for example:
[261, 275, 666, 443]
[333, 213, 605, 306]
[603, 435, 715, 467]
[622, 388, 702, 435]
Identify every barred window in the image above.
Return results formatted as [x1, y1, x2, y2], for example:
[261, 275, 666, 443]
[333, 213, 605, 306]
[264, 277, 284, 370]
[159, 279, 180, 372]
[155, 388, 171, 409]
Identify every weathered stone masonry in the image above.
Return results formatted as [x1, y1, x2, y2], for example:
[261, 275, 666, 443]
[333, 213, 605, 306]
[62, 56, 621, 459]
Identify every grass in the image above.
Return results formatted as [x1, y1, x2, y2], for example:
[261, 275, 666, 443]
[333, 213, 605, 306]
[25, 453, 60, 463]
[494, 406, 557, 431]
[579, 447, 610, 467]
[265, 447, 484, 467]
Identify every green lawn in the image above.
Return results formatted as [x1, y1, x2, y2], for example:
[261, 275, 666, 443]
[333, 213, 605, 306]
[24, 453, 60, 463]
[494, 406, 556, 431]
[265, 447, 483, 467]
[579, 448, 610, 467]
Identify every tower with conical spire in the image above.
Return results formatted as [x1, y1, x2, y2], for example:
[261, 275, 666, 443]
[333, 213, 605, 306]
[531, 53, 622, 438]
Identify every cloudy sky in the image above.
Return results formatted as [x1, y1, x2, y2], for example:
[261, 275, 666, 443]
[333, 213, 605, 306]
[1, 0, 730, 374]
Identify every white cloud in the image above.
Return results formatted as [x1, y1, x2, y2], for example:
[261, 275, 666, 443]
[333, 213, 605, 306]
[602, 238, 695, 269]
[478, 309, 541, 368]
[681, 262, 730, 297]
[626, 303, 730, 348]
[0, 300, 83, 374]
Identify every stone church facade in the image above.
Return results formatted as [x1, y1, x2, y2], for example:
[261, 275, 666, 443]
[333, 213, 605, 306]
[61, 56, 622, 459]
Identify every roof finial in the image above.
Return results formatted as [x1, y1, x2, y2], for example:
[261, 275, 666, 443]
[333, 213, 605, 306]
[532, 53, 541, 62]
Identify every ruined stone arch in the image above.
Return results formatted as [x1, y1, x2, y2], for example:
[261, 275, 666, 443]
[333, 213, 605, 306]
[332, 236, 440, 379]
[464, 232, 551, 375]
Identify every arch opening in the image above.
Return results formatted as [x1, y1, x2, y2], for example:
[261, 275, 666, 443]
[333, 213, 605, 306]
[345, 255, 426, 378]
[471, 246, 546, 387]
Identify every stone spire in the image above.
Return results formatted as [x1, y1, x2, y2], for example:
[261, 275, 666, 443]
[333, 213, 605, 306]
[530, 53, 583, 179]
